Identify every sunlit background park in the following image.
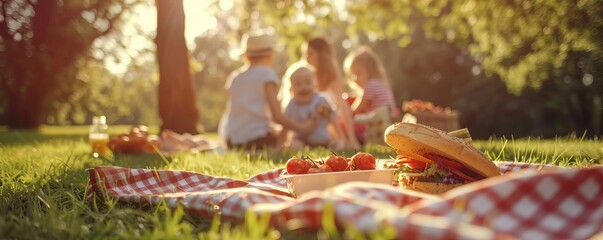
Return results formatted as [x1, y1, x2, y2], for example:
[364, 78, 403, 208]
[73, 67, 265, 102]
[1, 0, 601, 138]
[1, 0, 603, 239]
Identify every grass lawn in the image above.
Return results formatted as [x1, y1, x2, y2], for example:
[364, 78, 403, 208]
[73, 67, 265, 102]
[0, 125, 601, 239]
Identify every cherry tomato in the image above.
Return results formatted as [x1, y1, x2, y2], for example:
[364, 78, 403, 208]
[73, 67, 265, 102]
[307, 164, 333, 174]
[325, 155, 348, 172]
[286, 157, 311, 174]
[319, 164, 333, 172]
[351, 152, 376, 170]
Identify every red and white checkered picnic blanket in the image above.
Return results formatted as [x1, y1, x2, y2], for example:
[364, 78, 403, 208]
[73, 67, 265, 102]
[87, 162, 603, 239]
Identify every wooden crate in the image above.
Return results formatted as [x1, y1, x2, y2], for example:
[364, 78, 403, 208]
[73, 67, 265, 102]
[404, 111, 460, 132]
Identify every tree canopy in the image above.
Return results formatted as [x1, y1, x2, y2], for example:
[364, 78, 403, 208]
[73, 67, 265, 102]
[243, 0, 602, 94]
[214, 0, 602, 137]
[417, 0, 603, 94]
[1, 0, 601, 137]
[0, 0, 142, 129]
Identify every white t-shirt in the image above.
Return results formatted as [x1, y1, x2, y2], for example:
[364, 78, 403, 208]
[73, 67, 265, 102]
[219, 66, 279, 145]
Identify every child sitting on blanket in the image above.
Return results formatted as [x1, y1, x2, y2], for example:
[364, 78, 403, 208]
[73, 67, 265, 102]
[277, 63, 345, 149]
[344, 46, 400, 144]
[218, 30, 317, 150]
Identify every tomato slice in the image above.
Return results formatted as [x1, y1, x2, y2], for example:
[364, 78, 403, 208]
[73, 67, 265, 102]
[396, 154, 433, 163]
[448, 167, 478, 182]
[439, 159, 464, 170]
[404, 162, 426, 170]
[395, 157, 415, 164]
[424, 153, 464, 170]
[396, 158, 427, 170]
[422, 153, 482, 182]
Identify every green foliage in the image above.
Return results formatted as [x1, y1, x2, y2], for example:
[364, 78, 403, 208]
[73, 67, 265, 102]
[414, 0, 603, 94]
[346, 0, 413, 45]
[192, 33, 240, 132]
[245, 0, 602, 138]
[45, 60, 159, 126]
[0, 126, 601, 238]
[3, 0, 600, 139]
[218, 0, 346, 63]
[457, 51, 603, 138]
[0, 0, 144, 128]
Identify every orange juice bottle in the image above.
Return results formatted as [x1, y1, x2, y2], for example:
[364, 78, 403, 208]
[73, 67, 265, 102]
[89, 116, 109, 157]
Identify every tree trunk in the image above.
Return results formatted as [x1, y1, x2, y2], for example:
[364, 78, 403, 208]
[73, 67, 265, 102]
[5, 91, 46, 129]
[155, 0, 199, 134]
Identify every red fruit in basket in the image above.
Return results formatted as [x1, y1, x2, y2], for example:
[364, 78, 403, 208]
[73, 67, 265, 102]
[307, 164, 333, 173]
[110, 134, 138, 154]
[325, 155, 348, 171]
[320, 164, 333, 172]
[286, 157, 311, 174]
[142, 135, 161, 153]
[351, 152, 376, 170]
[128, 131, 147, 147]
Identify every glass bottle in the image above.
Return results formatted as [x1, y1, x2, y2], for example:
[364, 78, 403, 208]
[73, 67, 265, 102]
[89, 116, 109, 157]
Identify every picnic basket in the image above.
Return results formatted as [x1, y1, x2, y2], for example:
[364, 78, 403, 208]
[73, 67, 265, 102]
[406, 110, 460, 132]
[401, 99, 460, 132]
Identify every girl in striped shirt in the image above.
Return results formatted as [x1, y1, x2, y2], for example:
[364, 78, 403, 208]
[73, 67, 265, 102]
[344, 46, 400, 143]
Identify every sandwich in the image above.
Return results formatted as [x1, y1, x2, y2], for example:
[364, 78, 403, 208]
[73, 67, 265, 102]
[384, 122, 500, 194]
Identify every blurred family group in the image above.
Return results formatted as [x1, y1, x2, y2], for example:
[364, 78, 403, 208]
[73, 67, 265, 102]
[218, 31, 400, 151]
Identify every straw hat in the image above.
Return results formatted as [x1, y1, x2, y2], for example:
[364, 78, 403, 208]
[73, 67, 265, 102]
[241, 31, 275, 57]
